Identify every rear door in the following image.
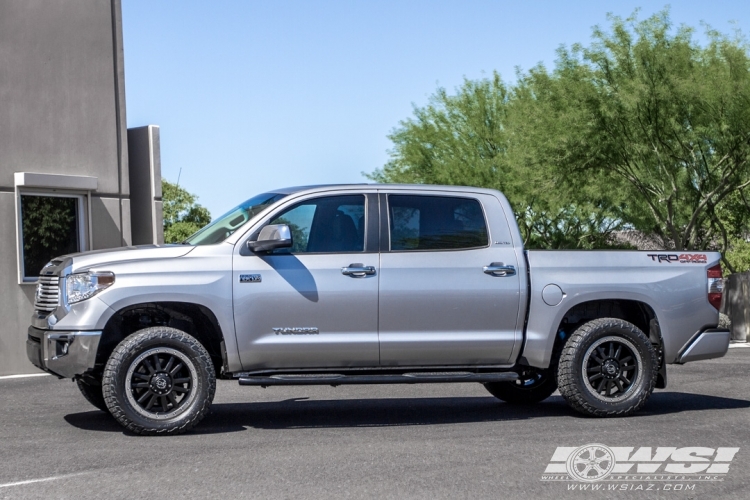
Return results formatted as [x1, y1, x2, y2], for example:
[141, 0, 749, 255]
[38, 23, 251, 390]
[377, 191, 521, 366]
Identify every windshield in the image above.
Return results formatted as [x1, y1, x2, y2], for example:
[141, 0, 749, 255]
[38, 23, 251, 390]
[183, 192, 288, 245]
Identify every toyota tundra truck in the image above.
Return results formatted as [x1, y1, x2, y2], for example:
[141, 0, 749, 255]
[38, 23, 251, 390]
[26, 184, 730, 435]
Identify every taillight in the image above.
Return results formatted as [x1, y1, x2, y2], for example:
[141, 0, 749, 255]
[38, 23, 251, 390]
[707, 264, 723, 311]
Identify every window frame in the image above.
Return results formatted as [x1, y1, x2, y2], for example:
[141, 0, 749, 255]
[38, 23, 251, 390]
[15, 189, 90, 284]
[381, 193, 491, 253]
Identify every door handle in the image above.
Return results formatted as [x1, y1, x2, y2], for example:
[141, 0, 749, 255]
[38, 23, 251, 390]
[483, 262, 516, 277]
[341, 263, 376, 278]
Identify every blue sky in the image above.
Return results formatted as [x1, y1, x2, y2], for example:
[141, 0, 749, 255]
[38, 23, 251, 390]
[122, 1, 750, 218]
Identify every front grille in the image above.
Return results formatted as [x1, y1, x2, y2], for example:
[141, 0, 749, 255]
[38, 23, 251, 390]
[34, 276, 60, 312]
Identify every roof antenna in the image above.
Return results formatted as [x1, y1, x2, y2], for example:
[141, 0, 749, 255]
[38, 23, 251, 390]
[176, 167, 182, 187]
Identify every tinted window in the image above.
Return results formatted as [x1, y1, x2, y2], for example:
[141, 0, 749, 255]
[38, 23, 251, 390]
[269, 195, 365, 253]
[20, 195, 81, 278]
[388, 195, 488, 251]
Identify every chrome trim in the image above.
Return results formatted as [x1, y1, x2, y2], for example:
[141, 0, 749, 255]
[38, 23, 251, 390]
[34, 276, 60, 312]
[341, 264, 376, 277]
[38, 330, 102, 378]
[272, 327, 320, 335]
[483, 263, 516, 277]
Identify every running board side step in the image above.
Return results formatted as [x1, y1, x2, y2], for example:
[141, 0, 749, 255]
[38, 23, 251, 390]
[238, 371, 519, 386]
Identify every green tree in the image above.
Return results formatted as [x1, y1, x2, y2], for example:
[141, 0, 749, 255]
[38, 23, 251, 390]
[368, 75, 629, 248]
[369, 9, 750, 262]
[516, 10, 750, 265]
[162, 179, 211, 243]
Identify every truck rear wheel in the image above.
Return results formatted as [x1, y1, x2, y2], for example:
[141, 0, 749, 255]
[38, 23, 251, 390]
[76, 378, 108, 412]
[484, 369, 557, 404]
[557, 318, 657, 417]
[102, 327, 216, 435]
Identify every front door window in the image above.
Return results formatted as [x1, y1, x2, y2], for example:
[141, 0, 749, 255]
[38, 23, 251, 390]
[268, 195, 365, 253]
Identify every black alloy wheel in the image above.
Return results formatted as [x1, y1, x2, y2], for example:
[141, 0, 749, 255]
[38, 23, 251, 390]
[557, 318, 658, 417]
[103, 327, 215, 435]
[583, 337, 641, 401]
[125, 347, 197, 418]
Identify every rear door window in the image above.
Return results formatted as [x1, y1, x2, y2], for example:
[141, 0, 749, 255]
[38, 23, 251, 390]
[388, 195, 488, 251]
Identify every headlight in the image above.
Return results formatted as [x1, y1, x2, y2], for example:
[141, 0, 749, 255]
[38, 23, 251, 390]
[65, 272, 115, 304]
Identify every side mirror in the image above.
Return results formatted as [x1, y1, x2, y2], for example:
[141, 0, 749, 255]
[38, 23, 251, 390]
[247, 224, 292, 253]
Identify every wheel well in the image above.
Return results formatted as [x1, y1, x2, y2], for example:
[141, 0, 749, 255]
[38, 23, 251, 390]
[549, 299, 666, 388]
[95, 302, 227, 377]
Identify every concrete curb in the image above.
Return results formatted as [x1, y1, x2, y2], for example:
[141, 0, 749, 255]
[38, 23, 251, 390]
[0, 373, 50, 380]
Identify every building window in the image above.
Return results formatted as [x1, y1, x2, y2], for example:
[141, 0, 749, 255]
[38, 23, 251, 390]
[18, 193, 85, 281]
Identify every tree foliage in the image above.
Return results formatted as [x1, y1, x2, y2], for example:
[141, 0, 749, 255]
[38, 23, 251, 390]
[368, 10, 750, 267]
[522, 11, 750, 260]
[162, 179, 211, 243]
[368, 77, 628, 248]
[21, 196, 79, 275]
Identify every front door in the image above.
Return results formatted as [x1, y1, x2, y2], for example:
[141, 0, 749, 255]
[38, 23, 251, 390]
[233, 193, 380, 370]
[378, 192, 521, 366]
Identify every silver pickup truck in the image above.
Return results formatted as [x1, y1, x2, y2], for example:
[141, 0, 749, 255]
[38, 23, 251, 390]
[27, 184, 730, 435]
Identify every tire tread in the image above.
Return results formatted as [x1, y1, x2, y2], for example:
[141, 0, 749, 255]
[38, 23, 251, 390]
[102, 327, 215, 435]
[557, 318, 658, 417]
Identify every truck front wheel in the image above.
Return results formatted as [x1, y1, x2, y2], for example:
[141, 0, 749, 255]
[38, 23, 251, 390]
[484, 369, 557, 404]
[102, 327, 216, 435]
[557, 318, 658, 417]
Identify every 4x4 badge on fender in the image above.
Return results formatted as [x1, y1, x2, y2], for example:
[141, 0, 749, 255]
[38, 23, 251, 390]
[239, 274, 261, 283]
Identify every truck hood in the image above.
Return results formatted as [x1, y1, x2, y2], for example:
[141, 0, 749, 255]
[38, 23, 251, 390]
[54, 245, 195, 273]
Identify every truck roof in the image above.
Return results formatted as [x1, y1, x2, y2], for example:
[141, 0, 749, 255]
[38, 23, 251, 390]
[269, 183, 504, 196]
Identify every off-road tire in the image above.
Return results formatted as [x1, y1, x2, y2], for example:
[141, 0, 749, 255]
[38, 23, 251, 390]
[76, 378, 108, 412]
[557, 318, 658, 417]
[484, 369, 557, 404]
[102, 327, 216, 435]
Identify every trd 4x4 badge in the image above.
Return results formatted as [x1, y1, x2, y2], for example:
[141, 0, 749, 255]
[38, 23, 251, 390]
[647, 253, 707, 264]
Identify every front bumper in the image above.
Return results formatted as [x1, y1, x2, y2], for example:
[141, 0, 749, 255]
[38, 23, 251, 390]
[26, 326, 101, 378]
[675, 328, 731, 364]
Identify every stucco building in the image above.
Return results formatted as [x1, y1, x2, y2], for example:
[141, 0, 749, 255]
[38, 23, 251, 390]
[1, 0, 162, 375]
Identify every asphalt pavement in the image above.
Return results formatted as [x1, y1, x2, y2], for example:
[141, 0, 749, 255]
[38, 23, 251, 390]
[1, 347, 749, 500]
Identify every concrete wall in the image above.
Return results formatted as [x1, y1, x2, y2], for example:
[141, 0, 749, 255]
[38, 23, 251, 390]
[0, 0, 130, 375]
[721, 273, 750, 342]
[128, 125, 164, 245]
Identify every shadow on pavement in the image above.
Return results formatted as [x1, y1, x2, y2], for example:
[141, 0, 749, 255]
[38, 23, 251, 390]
[197, 396, 571, 433]
[64, 410, 123, 432]
[639, 391, 750, 416]
[63, 392, 749, 435]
